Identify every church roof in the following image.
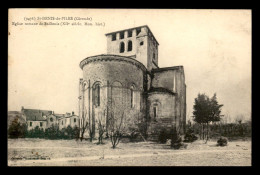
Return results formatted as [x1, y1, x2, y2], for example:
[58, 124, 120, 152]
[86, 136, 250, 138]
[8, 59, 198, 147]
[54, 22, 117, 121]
[148, 87, 176, 95]
[80, 54, 147, 72]
[152, 66, 184, 73]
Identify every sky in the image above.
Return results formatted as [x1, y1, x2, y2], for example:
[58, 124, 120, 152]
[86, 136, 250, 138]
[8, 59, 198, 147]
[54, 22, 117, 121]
[8, 9, 251, 122]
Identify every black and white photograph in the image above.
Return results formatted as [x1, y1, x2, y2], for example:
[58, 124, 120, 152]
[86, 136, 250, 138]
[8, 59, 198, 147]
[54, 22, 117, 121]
[8, 9, 251, 166]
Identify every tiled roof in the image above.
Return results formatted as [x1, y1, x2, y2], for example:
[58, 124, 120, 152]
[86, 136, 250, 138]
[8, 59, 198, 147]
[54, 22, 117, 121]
[8, 111, 21, 115]
[23, 109, 52, 121]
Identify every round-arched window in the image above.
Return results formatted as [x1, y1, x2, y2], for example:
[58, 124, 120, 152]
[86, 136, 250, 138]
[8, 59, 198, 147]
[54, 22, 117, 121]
[128, 41, 132, 51]
[120, 42, 125, 53]
[93, 83, 101, 107]
[50, 118, 53, 122]
[130, 85, 135, 108]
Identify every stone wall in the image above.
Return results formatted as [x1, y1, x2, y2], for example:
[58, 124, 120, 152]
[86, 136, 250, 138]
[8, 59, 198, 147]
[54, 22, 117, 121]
[106, 26, 159, 72]
[46, 114, 57, 128]
[147, 92, 176, 120]
[27, 121, 46, 131]
[150, 66, 186, 134]
[79, 55, 146, 138]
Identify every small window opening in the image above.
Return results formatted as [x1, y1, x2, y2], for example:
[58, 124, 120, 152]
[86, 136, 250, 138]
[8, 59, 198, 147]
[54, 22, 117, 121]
[136, 28, 141, 35]
[40, 122, 43, 127]
[140, 41, 144, 46]
[120, 32, 124, 39]
[112, 34, 116, 41]
[128, 30, 132, 37]
[74, 118, 76, 123]
[30, 122, 32, 126]
[130, 88, 134, 108]
[153, 107, 157, 119]
[95, 84, 100, 107]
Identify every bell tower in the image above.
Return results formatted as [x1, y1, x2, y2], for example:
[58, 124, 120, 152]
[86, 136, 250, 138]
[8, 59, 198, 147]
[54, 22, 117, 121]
[105, 25, 159, 71]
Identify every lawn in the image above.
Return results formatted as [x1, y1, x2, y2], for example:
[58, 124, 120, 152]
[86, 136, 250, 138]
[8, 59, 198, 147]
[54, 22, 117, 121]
[8, 138, 251, 166]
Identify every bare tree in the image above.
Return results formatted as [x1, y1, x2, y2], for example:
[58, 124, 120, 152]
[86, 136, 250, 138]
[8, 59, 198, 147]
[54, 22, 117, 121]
[79, 108, 88, 141]
[106, 99, 130, 149]
[124, 110, 147, 142]
[79, 105, 94, 142]
[96, 110, 106, 144]
[107, 111, 124, 149]
[88, 104, 95, 142]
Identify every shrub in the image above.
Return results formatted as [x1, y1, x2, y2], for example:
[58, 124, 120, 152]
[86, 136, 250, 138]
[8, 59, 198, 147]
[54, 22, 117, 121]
[73, 126, 80, 140]
[8, 118, 26, 138]
[170, 127, 183, 149]
[217, 136, 228, 146]
[158, 128, 170, 143]
[184, 127, 198, 142]
[45, 124, 60, 139]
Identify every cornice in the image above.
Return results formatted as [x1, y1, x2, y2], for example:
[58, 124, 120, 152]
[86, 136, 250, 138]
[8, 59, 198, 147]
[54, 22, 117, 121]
[79, 54, 147, 72]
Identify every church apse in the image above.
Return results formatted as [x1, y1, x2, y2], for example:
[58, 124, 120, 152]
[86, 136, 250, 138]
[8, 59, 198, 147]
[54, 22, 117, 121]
[79, 25, 186, 139]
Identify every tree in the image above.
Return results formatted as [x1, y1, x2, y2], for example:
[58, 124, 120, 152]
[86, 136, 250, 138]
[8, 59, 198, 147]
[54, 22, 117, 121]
[45, 124, 59, 139]
[65, 125, 73, 139]
[170, 126, 183, 149]
[107, 99, 130, 149]
[124, 109, 147, 142]
[192, 93, 223, 142]
[73, 126, 80, 140]
[107, 110, 124, 149]
[96, 110, 106, 144]
[79, 108, 89, 141]
[8, 117, 26, 138]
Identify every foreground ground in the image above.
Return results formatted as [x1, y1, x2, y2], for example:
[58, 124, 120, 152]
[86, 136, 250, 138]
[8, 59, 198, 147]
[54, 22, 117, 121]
[8, 138, 251, 166]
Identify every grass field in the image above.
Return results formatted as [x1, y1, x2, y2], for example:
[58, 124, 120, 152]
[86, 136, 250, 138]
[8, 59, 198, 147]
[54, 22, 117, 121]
[8, 138, 251, 166]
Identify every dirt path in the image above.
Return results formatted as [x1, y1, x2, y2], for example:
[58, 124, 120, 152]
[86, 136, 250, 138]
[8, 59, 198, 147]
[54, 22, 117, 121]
[8, 148, 250, 166]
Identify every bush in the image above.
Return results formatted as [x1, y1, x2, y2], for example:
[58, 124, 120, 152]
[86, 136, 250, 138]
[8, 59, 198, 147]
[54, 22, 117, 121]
[170, 127, 183, 149]
[158, 129, 171, 143]
[184, 128, 198, 142]
[8, 118, 26, 138]
[72, 126, 80, 140]
[217, 136, 228, 146]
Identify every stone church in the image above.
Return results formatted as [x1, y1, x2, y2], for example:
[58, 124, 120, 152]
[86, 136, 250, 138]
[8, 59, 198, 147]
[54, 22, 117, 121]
[78, 25, 186, 139]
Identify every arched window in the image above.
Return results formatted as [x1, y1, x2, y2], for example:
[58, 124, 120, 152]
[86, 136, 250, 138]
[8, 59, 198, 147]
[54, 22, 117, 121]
[130, 85, 134, 108]
[128, 41, 132, 52]
[93, 83, 100, 107]
[50, 118, 53, 122]
[120, 42, 125, 53]
[151, 101, 160, 121]
[153, 106, 157, 119]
